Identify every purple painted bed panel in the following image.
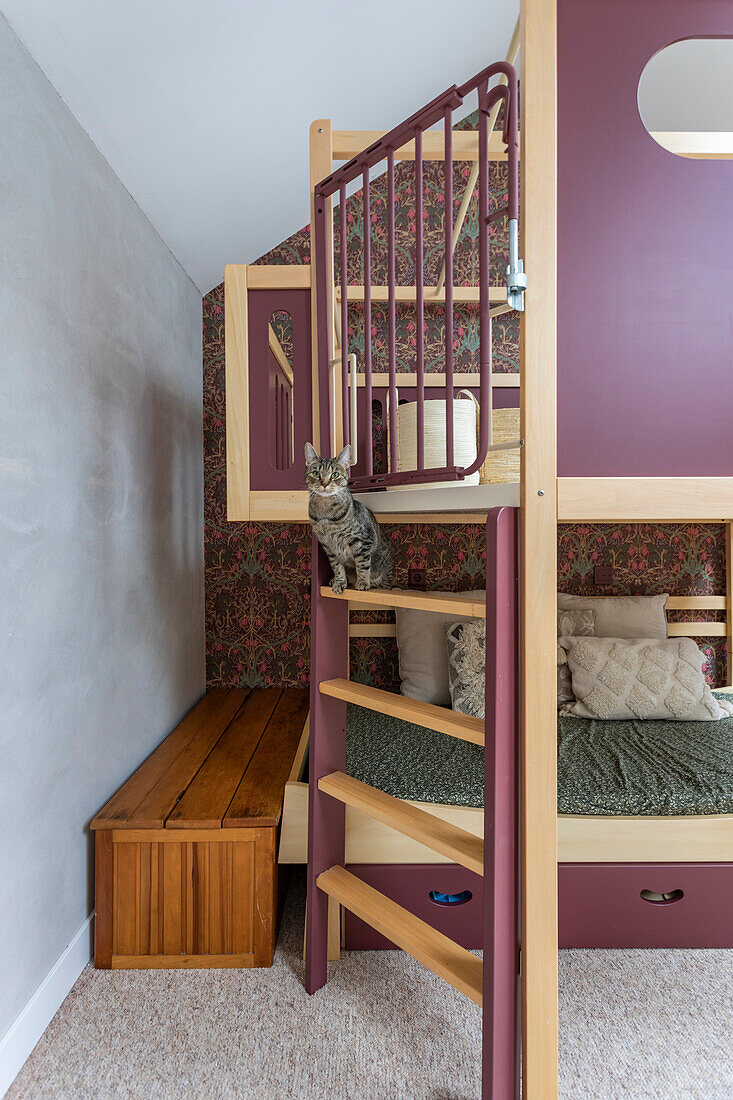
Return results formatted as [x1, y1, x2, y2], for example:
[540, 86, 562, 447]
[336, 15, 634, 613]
[559, 863, 733, 948]
[484, 507, 519, 1100]
[247, 288, 312, 489]
[305, 540, 348, 994]
[558, 1, 733, 476]
[344, 864, 484, 950]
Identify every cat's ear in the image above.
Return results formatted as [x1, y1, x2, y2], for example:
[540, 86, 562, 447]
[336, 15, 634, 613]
[336, 444, 351, 469]
[304, 442, 318, 465]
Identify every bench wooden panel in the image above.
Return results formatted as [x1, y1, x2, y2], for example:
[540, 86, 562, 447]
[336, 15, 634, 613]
[92, 688, 308, 969]
[225, 690, 310, 827]
[92, 689, 248, 827]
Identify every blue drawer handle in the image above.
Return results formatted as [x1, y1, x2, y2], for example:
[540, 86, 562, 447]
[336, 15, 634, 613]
[428, 889, 473, 907]
[640, 889, 684, 906]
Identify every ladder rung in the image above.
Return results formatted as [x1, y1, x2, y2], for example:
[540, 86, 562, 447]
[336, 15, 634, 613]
[319, 772, 483, 875]
[320, 586, 486, 618]
[317, 865, 483, 1006]
[319, 679, 484, 746]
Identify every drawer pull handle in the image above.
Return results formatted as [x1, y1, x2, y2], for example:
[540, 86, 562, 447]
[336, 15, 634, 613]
[640, 889, 684, 906]
[428, 889, 472, 907]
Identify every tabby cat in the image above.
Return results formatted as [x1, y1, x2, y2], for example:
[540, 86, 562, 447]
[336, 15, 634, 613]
[305, 442, 394, 593]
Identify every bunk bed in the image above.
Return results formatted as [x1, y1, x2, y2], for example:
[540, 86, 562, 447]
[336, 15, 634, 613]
[223, 2, 733, 1096]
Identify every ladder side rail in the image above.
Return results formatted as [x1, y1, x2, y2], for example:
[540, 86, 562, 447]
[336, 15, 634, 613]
[483, 506, 520, 1099]
[305, 539, 348, 993]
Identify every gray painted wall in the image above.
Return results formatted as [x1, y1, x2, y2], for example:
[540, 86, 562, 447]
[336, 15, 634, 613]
[0, 14, 204, 1038]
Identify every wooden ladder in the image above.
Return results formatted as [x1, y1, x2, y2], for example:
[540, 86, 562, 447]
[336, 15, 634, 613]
[305, 507, 519, 1100]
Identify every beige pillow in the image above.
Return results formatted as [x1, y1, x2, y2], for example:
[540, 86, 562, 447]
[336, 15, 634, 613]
[557, 593, 669, 639]
[396, 590, 484, 704]
[559, 635, 733, 721]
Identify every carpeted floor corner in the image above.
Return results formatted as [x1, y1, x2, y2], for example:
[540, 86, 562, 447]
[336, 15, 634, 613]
[7, 871, 733, 1099]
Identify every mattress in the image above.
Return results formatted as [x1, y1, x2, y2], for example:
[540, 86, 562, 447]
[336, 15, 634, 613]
[347, 692, 733, 817]
[558, 692, 733, 816]
[346, 704, 484, 807]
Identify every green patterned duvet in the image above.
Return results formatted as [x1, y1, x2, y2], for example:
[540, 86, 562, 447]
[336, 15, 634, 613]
[558, 693, 733, 816]
[346, 703, 484, 807]
[346, 693, 733, 816]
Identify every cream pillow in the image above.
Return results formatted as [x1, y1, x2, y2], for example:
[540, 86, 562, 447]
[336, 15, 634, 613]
[445, 620, 485, 718]
[557, 593, 669, 639]
[559, 635, 733, 721]
[396, 590, 485, 704]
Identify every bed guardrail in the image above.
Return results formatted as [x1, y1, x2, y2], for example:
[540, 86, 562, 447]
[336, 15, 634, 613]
[313, 61, 522, 491]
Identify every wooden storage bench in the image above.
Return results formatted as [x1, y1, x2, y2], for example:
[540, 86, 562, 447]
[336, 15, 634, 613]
[91, 687, 309, 969]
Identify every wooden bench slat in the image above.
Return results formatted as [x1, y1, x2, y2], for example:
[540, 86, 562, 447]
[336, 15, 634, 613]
[166, 689, 283, 829]
[224, 690, 310, 828]
[91, 689, 248, 829]
[123, 691, 252, 829]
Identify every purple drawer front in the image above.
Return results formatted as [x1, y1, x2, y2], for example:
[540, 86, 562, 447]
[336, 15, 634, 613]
[344, 864, 483, 951]
[559, 863, 733, 949]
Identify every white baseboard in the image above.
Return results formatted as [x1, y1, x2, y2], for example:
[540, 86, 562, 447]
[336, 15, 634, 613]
[0, 913, 94, 1098]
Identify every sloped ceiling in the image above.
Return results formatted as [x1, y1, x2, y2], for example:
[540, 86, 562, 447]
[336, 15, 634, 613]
[0, 0, 519, 293]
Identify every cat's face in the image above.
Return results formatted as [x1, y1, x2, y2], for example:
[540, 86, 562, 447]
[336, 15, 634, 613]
[304, 443, 350, 496]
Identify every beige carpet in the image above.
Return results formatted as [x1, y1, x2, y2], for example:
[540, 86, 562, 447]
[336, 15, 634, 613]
[7, 872, 733, 1100]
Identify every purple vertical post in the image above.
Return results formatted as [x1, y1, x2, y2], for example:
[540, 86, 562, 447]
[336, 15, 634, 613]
[387, 148, 397, 474]
[476, 94, 490, 473]
[305, 538, 348, 994]
[339, 183, 350, 453]
[444, 106, 454, 469]
[484, 506, 519, 1100]
[415, 128, 425, 472]
[363, 168, 373, 476]
[314, 191, 334, 454]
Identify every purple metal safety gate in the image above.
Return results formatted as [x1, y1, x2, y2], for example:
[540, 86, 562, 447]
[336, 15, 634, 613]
[313, 63, 521, 490]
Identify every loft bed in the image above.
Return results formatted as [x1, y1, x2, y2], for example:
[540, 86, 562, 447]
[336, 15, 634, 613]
[223, 2, 733, 1096]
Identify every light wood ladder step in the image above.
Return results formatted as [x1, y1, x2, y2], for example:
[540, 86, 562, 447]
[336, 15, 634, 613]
[319, 679, 484, 746]
[317, 865, 483, 1006]
[320, 586, 486, 618]
[319, 771, 483, 875]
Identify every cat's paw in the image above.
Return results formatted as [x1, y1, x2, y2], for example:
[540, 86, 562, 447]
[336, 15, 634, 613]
[354, 579, 370, 591]
[330, 578, 346, 594]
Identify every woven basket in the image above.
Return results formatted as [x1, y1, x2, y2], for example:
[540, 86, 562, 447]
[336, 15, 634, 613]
[392, 395, 480, 491]
[479, 407, 521, 484]
[443, 391, 520, 485]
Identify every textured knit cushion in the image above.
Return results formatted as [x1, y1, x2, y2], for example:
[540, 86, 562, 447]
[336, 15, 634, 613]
[557, 609, 596, 703]
[559, 636, 733, 721]
[395, 590, 485, 705]
[445, 620, 485, 718]
[557, 593, 669, 639]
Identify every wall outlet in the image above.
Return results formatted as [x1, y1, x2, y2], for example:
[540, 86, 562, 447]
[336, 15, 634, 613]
[408, 566, 427, 589]
[594, 565, 614, 586]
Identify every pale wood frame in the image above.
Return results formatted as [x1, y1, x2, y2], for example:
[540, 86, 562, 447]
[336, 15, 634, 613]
[519, 0, 558, 1094]
[280, 785, 733, 867]
[332, 129, 510, 162]
[558, 478, 733, 521]
[224, 265, 250, 521]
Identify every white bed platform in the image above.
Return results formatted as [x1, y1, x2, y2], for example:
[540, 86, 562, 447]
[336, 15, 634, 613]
[354, 481, 520, 516]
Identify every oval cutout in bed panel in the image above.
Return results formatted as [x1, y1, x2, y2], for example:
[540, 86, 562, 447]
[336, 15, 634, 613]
[640, 889, 684, 906]
[428, 889, 473, 907]
[638, 39, 733, 159]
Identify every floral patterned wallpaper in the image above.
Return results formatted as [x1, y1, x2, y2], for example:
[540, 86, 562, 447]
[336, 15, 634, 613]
[203, 113, 728, 690]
